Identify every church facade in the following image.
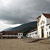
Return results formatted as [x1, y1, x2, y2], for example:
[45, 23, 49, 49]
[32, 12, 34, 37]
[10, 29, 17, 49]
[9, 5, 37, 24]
[37, 13, 50, 38]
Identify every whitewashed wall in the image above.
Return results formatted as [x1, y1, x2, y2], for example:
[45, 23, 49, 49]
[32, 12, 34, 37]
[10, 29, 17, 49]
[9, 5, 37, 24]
[18, 33, 23, 38]
[47, 25, 50, 36]
[47, 18, 50, 24]
[37, 14, 47, 38]
[26, 31, 38, 38]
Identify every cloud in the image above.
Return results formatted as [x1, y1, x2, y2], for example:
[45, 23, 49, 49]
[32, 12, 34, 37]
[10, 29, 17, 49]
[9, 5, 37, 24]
[0, 0, 50, 24]
[46, 0, 50, 2]
[0, 21, 21, 31]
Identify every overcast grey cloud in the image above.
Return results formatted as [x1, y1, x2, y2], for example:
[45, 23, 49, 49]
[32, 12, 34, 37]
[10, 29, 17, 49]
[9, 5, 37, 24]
[0, 0, 50, 24]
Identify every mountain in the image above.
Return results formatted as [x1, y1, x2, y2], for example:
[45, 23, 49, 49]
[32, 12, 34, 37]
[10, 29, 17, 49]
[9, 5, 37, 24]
[3, 21, 37, 33]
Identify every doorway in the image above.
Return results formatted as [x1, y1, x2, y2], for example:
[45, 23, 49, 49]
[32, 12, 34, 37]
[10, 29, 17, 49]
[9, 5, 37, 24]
[41, 26, 44, 38]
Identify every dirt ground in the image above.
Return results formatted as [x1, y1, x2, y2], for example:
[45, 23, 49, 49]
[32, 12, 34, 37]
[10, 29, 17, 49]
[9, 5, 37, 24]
[0, 38, 50, 50]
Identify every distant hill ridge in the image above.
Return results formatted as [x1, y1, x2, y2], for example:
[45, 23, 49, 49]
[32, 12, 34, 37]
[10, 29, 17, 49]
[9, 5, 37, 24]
[3, 21, 37, 33]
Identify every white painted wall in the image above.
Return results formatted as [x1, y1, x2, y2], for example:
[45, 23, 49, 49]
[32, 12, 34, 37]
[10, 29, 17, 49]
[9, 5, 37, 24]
[46, 25, 50, 37]
[37, 14, 47, 38]
[18, 33, 23, 38]
[47, 18, 50, 24]
[26, 31, 38, 38]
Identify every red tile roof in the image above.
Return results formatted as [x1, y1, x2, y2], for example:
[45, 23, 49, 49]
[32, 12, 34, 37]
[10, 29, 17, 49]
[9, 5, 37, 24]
[2, 31, 22, 34]
[37, 13, 50, 19]
[43, 13, 50, 18]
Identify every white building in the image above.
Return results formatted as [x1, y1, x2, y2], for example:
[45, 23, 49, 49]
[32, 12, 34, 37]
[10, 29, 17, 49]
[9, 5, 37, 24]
[1, 31, 23, 39]
[17, 33, 23, 38]
[26, 31, 38, 38]
[37, 13, 50, 38]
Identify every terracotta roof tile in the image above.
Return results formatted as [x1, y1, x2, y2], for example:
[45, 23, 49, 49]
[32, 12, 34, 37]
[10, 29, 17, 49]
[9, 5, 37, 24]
[43, 13, 50, 18]
[2, 31, 22, 34]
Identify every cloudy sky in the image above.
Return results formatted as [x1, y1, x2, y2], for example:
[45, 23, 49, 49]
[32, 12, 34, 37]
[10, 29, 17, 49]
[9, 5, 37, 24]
[0, 0, 50, 31]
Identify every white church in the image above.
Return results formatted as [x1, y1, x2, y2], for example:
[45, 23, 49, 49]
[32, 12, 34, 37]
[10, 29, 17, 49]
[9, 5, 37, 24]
[37, 13, 50, 38]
